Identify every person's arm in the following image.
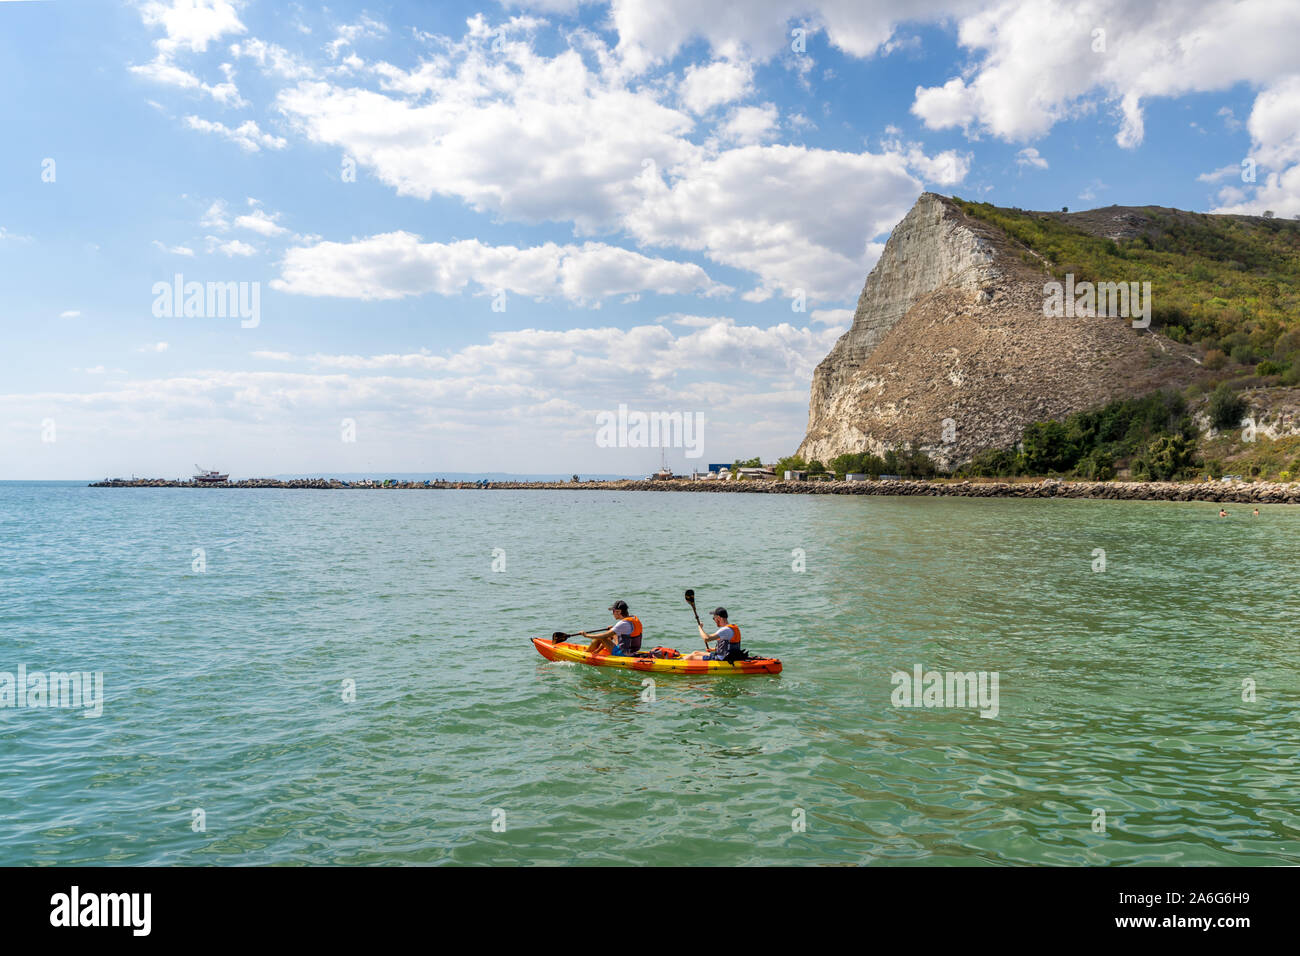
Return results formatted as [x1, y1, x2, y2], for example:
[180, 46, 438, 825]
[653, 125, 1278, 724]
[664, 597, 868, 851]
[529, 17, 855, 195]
[582, 626, 614, 638]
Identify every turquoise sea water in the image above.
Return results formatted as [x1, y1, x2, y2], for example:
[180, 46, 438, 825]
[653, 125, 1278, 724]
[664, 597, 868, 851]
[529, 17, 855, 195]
[1, 481, 1298, 866]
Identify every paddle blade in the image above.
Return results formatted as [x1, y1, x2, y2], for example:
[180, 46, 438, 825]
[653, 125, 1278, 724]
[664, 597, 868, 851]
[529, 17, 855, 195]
[684, 589, 695, 605]
[551, 631, 568, 641]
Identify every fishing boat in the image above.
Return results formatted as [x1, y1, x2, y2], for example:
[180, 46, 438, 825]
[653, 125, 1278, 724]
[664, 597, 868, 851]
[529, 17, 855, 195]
[192, 465, 229, 483]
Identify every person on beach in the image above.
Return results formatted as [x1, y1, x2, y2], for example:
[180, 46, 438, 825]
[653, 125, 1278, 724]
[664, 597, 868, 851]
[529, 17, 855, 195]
[581, 601, 642, 657]
[684, 608, 743, 662]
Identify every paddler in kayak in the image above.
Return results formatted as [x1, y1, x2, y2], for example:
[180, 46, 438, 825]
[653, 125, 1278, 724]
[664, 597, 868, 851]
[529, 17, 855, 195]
[684, 607, 743, 662]
[580, 600, 643, 657]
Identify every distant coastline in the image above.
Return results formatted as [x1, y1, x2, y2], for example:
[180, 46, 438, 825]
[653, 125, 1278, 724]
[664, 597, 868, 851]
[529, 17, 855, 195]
[86, 476, 1300, 504]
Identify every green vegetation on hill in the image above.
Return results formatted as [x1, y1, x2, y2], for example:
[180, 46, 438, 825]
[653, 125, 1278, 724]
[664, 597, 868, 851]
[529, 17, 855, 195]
[959, 390, 1200, 480]
[952, 198, 1300, 384]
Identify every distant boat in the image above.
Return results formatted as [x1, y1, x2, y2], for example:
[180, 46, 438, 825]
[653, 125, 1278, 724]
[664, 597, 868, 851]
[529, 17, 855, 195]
[193, 465, 229, 483]
[648, 450, 675, 480]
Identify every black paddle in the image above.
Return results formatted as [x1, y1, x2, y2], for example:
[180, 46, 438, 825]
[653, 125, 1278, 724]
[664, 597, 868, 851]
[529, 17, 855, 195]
[685, 589, 709, 649]
[550, 628, 604, 642]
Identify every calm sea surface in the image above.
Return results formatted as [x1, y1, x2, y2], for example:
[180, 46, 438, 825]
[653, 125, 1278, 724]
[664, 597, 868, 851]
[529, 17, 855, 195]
[1, 481, 1298, 865]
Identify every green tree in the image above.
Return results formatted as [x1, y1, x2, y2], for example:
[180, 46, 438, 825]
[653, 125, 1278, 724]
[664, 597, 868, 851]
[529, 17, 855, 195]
[1133, 434, 1197, 480]
[1207, 383, 1247, 431]
[1021, 420, 1075, 473]
[774, 455, 807, 477]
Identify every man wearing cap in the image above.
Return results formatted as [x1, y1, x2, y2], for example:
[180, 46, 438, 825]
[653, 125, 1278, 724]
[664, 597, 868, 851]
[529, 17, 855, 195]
[684, 607, 743, 662]
[580, 601, 643, 657]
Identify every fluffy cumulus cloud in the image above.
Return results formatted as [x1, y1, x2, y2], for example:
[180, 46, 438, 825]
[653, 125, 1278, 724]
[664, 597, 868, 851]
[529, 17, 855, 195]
[255, 317, 841, 383]
[1016, 147, 1048, 170]
[272, 17, 970, 301]
[624, 144, 915, 300]
[605, 0, 975, 66]
[0, 316, 845, 474]
[271, 233, 730, 303]
[130, 0, 247, 104]
[1210, 75, 1300, 217]
[185, 115, 287, 151]
[678, 58, 754, 113]
[234, 205, 288, 236]
[131, 5, 973, 304]
[911, 0, 1300, 149]
[718, 103, 780, 145]
[276, 24, 702, 233]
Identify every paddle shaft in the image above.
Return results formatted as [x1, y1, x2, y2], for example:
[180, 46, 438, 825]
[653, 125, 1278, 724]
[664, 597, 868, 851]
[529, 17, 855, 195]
[551, 626, 607, 641]
[685, 590, 707, 647]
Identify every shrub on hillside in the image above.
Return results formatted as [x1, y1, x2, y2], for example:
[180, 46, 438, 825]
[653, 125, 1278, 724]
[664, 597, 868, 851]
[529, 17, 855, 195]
[1075, 449, 1116, 480]
[1208, 383, 1247, 431]
[1132, 434, 1197, 481]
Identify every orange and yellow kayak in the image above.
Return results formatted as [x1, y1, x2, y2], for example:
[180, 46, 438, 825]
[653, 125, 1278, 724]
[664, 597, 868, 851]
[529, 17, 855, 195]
[531, 637, 782, 675]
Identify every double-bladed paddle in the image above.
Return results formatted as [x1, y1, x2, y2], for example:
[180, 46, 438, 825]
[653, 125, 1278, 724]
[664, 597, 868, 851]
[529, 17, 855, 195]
[685, 589, 709, 649]
[550, 628, 604, 642]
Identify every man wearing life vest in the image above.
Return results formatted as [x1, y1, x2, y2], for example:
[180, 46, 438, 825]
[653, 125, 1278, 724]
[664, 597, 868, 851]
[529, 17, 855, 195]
[581, 600, 643, 657]
[684, 607, 742, 662]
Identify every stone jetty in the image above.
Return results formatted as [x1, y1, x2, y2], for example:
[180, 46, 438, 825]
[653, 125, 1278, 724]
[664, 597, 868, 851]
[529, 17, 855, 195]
[87, 476, 1300, 503]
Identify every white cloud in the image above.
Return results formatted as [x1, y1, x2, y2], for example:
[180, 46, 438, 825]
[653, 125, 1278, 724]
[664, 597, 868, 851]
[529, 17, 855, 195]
[607, 0, 971, 68]
[137, 0, 246, 55]
[912, 0, 1300, 148]
[60, 310, 81, 319]
[153, 240, 196, 256]
[679, 59, 754, 113]
[138, 342, 170, 353]
[1015, 147, 1048, 170]
[271, 233, 730, 304]
[718, 103, 779, 145]
[1210, 75, 1300, 218]
[200, 200, 230, 230]
[235, 206, 288, 236]
[151, 15, 958, 306]
[276, 29, 700, 233]
[250, 316, 844, 385]
[206, 236, 257, 256]
[130, 1, 248, 104]
[229, 37, 317, 80]
[326, 15, 388, 59]
[1, 316, 847, 475]
[185, 115, 287, 152]
[810, 308, 853, 326]
[624, 144, 916, 301]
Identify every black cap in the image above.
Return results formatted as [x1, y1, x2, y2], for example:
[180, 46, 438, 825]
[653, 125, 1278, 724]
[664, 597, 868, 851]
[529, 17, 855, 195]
[712, 607, 728, 618]
[608, 600, 629, 613]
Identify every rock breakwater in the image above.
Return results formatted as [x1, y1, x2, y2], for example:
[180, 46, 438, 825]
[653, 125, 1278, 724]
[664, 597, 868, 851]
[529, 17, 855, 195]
[87, 477, 1300, 503]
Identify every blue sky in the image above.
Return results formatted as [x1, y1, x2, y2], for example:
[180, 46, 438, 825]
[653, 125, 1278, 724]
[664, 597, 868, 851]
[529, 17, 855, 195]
[2, 0, 1296, 478]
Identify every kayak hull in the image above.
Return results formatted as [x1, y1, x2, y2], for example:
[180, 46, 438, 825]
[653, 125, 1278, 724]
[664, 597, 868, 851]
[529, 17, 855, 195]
[532, 638, 782, 675]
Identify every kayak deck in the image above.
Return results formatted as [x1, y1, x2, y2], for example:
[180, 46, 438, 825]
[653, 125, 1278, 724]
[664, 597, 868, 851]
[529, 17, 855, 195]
[531, 638, 782, 675]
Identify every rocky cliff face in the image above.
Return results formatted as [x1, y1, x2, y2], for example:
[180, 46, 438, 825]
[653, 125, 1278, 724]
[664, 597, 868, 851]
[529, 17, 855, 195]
[797, 193, 1203, 468]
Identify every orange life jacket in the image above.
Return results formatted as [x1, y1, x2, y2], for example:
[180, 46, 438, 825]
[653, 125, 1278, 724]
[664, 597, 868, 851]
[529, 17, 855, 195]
[624, 615, 643, 638]
[721, 623, 740, 644]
